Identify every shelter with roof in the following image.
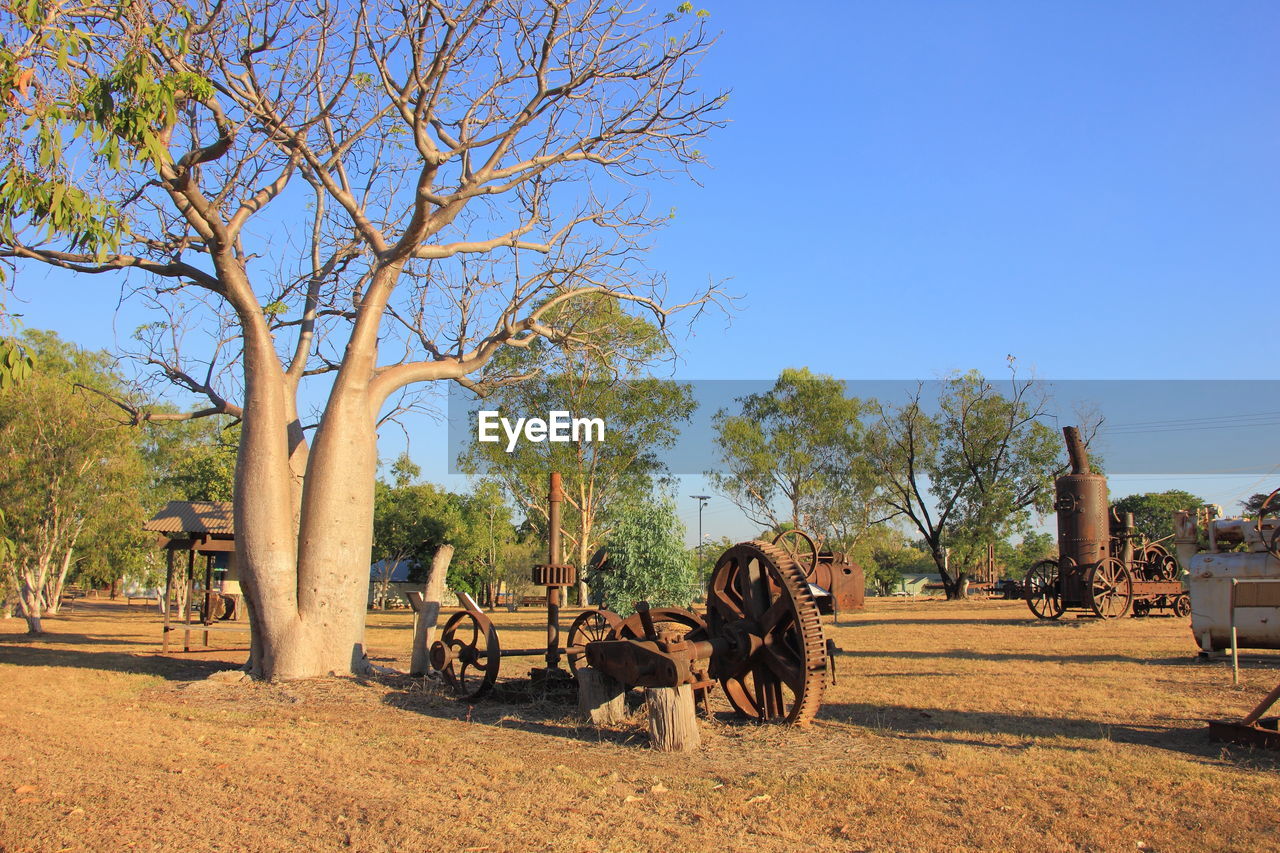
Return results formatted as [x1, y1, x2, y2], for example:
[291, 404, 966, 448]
[144, 500, 245, 650]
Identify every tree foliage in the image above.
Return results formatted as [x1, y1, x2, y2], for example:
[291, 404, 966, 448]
[587, 496, 697, 615]
[0, 0, 726, 678]
[372, 457, 518, 602]
[0, 330, 147, 630]
[709, 368, 880, 544]
[459, 298, 694, 602]
[1239, 491, 1280, 520]
[1113, 490, 1205, 545]
[866, 368, 1075, 598]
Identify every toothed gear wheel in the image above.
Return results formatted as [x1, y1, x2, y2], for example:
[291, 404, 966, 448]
[703, 540, 827, 725]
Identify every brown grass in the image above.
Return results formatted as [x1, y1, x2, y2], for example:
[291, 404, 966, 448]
[0, 598, 1277, 853]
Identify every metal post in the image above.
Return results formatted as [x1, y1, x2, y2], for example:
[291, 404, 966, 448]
[690, 495, 710, 570]
[1231, 579, 1239, 685]
[546, 472, 563, 671]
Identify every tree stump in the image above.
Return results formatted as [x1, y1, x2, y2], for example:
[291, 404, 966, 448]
[410, 545, 454, 677]
[577, 667, 625, 727]
[644, 685, 701, 752]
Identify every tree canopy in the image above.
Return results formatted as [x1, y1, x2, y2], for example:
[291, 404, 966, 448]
[0, 0, 726, 678]
[586, 495, 697, 615]
[1113, 490, 1205, 545]
[866, 368, 1074, 597]
[0, 330, 148, 630]
[459, 298, 694, 602]
[709, 368, 880, 545]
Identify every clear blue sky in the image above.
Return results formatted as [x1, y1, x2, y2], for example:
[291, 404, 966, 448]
[9, 1, 1279, 543]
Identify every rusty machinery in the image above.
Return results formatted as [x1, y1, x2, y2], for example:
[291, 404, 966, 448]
[770, 528, 865, 616]
[429, 472, 577, 697]
[1023, 426, 1189, 620]
[429, 474, 830, 724]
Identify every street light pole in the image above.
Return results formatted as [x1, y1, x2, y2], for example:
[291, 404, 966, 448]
[690, 495, 711, 568]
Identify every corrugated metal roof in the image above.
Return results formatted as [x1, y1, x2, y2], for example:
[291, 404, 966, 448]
[144, 500, 235, 535]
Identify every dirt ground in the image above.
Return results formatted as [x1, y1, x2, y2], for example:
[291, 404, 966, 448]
[0, 597, 1277, 853]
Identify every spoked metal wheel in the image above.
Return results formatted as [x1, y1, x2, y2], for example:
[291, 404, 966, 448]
[1173, 595, 1191, 618]
[430, 606, 501, 699]
[1024, 559, 1064, 620]
[565, 609, 623, 677]
[1087, 557, 1133, 619]
[771, 529, 819, 581]
[704, 541, 827, 725]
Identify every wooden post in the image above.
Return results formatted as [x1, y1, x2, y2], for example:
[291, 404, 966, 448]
[645, 685, 701, 752]
[184, 550, 194, 652]
[577, 667, 626, 726]
[410, 545, 454, 676]
[162, 548, 174, 652]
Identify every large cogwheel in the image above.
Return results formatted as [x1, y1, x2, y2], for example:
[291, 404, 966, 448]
[703, 540, 827, 725]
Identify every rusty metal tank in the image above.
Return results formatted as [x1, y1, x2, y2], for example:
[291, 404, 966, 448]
[1054, 426, 1109, 569]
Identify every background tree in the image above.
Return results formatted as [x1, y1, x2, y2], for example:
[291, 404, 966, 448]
[709, 368, 881, 545]
[1239, 491, 1280, 520]
[1113, 490, 1205, 545]
[0, 1, 724, 677]
[585, 495, 698, 615]
[459, 298, 694, 604]
[866, 368, 1075, 598]
[149, 419, 238, 503]
[372, 456, 518, 606]
[0, 330, 148, 631]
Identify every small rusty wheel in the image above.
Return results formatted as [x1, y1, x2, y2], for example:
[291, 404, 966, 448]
[1173, 594, 1191, 618]
[566, 609, 622, 677]
[1132, 599, 1151, 618]
[1087, 557, 1133, 619]
[771, 529, 819, 581]
[1024, 560, 1064, 620]
[1141, 544, 1178, 581]
[430, 607, 501, 699]
[704, 541, 827, 725]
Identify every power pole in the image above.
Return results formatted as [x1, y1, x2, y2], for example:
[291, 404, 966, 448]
[690, 495, 711, 569]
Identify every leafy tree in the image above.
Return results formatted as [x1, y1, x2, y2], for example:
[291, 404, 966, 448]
[1239, 491, 1280, 520]
[371, 457, 518, 606]
[459, 298, 694, 604]
[0, 1, 724, 677]
[709, 368, 881, 544]
[586, 496, 698, 615]
[866, 367, 1077, 598]
[0, 330, 148, 632]
[149, 419, 238, 503]
[1113, 490, 1205, 545]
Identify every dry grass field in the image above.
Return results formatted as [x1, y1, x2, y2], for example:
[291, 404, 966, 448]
[1, 597, 1277, 852]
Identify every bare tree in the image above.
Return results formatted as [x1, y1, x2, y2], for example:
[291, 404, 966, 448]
[0, 1, 724, 677]
[866, 368, 1090, 599]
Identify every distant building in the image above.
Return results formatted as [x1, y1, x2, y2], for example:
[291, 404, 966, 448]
[893, 574, 943, 596]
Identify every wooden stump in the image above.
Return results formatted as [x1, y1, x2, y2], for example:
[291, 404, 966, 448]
[577, 667, 626, 727]
[645, 685, 701, 752]
[410, 545, 454, 677]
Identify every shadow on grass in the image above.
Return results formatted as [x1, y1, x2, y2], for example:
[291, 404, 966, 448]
[0, 631, 144, 647]
[838, 617, 1035, 628]
[380, 677, 666, 747]
[0, 643, 244, 682]
[822, 700, 1280, 766]
[830, 647, 1177, 665]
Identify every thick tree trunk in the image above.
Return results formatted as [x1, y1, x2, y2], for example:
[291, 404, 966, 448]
[236, 321, 381, 680]
[19, 577, 42, 634]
